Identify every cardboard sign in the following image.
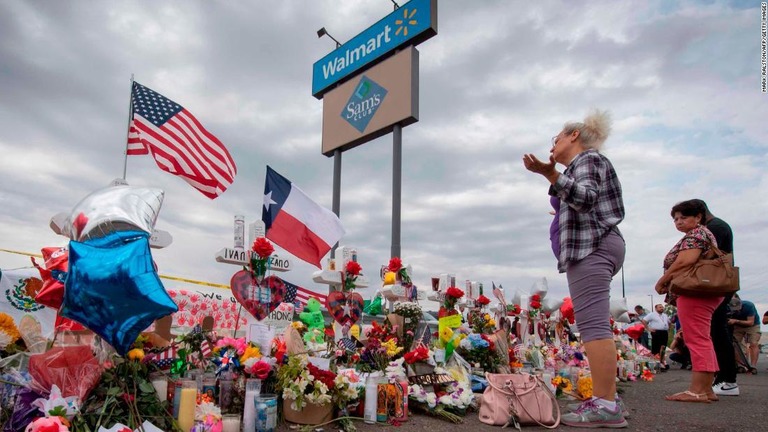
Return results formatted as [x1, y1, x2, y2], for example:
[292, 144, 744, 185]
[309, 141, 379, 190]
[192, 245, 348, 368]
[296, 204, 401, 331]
[264, 303, 295, 331]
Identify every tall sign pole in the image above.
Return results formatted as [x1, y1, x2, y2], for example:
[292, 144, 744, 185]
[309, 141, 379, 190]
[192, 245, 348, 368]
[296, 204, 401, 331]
[313, 0, 437, 262]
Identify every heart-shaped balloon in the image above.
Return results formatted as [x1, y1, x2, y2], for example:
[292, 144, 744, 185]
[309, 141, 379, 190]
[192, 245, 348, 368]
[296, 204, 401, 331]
[325, 291, 364, 326]
[230, 271, 286, 321]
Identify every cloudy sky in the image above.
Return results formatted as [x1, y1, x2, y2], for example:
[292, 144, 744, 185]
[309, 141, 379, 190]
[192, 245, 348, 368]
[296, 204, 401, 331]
[1, 0, 766, 329]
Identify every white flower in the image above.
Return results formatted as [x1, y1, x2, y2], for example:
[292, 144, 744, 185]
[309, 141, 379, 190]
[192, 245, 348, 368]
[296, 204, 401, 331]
[31, 385, 79, 420]
[195, 401, 221, 421]
[283, 387, 298, 401]
[425, 392, 437, 408]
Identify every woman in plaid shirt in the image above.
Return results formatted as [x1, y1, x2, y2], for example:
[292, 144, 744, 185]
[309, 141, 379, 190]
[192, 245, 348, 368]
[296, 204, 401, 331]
[524, 109, 627, 428]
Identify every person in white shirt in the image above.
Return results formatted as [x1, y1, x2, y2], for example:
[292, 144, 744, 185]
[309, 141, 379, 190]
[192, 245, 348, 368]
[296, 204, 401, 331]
[643, 304, 671, 369]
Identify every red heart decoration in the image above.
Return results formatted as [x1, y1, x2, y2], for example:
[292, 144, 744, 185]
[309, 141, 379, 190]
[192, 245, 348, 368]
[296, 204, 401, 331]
[325, 291, 364, 326]
[230, 270, 286, 321]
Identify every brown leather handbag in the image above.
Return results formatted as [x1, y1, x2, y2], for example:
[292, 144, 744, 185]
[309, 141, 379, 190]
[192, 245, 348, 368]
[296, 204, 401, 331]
[669, 239, 739, 297]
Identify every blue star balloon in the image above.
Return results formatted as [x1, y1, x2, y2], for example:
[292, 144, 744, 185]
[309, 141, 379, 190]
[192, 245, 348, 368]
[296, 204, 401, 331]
[60, 230, 178, 355]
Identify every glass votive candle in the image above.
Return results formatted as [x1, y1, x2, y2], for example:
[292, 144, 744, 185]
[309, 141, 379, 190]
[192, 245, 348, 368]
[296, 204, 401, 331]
[242, 379, 262, 432]
[222, 413, 241, 432]
[255, 393, 278, 432]
[149, 372, 168, 402]
[177, 380, 198, 432]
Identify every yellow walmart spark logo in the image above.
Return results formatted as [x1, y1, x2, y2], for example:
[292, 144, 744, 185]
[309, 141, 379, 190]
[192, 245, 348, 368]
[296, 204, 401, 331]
[395, 7, 418, 37]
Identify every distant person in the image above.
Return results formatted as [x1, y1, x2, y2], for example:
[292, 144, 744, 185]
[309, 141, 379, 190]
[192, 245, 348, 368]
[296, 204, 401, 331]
[763, 310, 768, 325]
[668, 329, 692, 370]
[728, 294, 761, 369]
[690, 199, 739, 396]
[642, 304, 671, 370]
[523, 109, 627, 428]
[633, 305, 651, 349]
[655, 199, 721, 403]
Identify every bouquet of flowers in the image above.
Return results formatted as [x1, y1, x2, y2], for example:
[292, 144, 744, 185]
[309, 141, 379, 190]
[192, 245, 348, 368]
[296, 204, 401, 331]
[359, 322, 403, 373]
[455, 333, 502, 372]
[475, 295, 491, 309]
[277, 355, 335, 411]
[551, 376, 573, 398]
[469, 312, 496, 335]
[392, 302, 422, 349]
[408, 375, 473, 423]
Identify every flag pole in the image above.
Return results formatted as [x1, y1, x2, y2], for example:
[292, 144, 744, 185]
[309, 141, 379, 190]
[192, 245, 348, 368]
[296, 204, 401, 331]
[122, 74, 135, 180]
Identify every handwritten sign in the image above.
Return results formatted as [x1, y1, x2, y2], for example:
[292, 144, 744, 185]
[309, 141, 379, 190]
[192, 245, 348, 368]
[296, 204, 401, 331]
[264, 303, 295, 332]
[247, 322, 275, 354]
[438, 314, 462, 338]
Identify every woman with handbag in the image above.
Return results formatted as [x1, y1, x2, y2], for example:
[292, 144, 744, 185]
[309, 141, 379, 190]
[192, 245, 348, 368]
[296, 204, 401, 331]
[655, 199, 723, 403]
[523, 109, 627, 428]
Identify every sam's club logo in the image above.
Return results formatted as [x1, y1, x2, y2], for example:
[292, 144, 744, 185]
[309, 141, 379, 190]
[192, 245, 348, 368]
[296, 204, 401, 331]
[341, 76, 387, 133]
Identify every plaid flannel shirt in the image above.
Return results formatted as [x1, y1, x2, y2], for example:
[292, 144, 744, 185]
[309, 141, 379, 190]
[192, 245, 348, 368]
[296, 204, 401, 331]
[550, 149, 624, 272]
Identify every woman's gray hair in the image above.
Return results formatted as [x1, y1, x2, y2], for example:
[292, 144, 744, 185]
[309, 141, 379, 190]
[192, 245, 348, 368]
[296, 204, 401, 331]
[563, 109, 612, 151]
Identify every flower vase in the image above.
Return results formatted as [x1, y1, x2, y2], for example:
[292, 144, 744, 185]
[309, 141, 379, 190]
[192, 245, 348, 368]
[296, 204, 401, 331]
[282, 400, 333, 425]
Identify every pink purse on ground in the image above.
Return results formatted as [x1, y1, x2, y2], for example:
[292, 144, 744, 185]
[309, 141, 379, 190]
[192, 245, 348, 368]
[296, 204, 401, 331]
[478, 372, 560, 429]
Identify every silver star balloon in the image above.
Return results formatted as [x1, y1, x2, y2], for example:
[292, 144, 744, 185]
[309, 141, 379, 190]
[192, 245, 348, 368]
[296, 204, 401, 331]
[63, 185, 164, 241]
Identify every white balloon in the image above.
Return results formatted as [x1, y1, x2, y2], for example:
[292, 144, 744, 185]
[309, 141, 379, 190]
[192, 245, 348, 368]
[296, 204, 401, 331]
[541, 297, 563, 313]
[530, 277, 548, 299]
[64, 185, 164, 241]
[609, 298, 629, 320]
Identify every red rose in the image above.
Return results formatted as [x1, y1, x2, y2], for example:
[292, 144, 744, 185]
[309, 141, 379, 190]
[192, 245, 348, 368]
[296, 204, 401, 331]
[530, 301, 541, 309]
[476, 295, 491, 306]
[346, 261, 362, 276]
[250, 361, 271, 380]
[387, 257, 402, 272]
[531, 294, 541, 302]
[252, 237, 274, 259]
[445, 287, 464, 299]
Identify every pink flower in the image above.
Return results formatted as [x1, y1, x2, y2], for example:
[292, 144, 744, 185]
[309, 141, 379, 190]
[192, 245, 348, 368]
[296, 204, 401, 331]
[250, 361, 271, 380]
[25, 416, 68, 432]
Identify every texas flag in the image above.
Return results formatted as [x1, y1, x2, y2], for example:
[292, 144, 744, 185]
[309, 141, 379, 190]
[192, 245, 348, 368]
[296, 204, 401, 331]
[262, 166, 345, 268]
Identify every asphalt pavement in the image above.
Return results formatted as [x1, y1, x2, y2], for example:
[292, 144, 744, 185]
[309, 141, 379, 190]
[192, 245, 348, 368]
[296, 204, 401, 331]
[282, 356, 767, 432]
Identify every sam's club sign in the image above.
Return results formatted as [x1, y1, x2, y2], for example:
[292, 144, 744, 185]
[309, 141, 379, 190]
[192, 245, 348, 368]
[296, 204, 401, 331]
[312, 0, 437, 98]
[341, 76, 388, 133]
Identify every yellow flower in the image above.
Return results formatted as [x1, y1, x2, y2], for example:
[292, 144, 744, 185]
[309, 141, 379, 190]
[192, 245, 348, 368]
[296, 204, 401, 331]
[240, 345, 262, 363]
[381, 339, 403, 357]
[440, 327, 453, 343]
[291, 321, 306, 331]
[577, 376, 593, 399]
[127, 348, 145, 361]
[484, 314, 491, 321]
[487, 319, 496, 327]
[0, 313, 20, 346]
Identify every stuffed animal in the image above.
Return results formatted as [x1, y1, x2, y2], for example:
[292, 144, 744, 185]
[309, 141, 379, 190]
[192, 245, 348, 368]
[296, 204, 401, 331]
[299, 298, 325, 332]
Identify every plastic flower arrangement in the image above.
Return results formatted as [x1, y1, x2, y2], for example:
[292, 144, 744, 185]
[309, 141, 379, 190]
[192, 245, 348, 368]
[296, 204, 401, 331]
[403, 345, 431, 364]
[641, 369, 654, 382]
[194, 400, 222, 431]
[529, 294, 542, 318]
[277, 355, 337, 410]
[475, 295, 491, 307]
[387, 257, 411, 285]
[249, 237, 274, 279]
[439, 287, 464, 319]
[212, 337, 248, 375]
[343, 260, 362, 292]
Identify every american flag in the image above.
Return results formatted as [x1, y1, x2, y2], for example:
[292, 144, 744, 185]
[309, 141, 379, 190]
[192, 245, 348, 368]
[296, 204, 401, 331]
[282, 279, 327, 312]
[145, 345, 178, 369]
[127, 81, 237, 199]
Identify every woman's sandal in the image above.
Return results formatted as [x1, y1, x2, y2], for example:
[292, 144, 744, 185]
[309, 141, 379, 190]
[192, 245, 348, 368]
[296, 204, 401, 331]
[665, 390, 711, 403]
[707, 393, 719, 402]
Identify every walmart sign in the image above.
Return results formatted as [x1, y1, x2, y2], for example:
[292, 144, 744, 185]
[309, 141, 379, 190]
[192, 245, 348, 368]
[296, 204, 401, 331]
[312, 0, 437, 98]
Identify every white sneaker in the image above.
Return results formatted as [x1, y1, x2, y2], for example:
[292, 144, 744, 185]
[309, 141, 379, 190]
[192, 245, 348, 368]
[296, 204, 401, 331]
[712, 382, 740, 396]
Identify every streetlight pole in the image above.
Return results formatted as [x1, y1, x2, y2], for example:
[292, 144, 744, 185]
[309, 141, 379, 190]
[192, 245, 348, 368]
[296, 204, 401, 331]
[648, 294, 654, 311]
